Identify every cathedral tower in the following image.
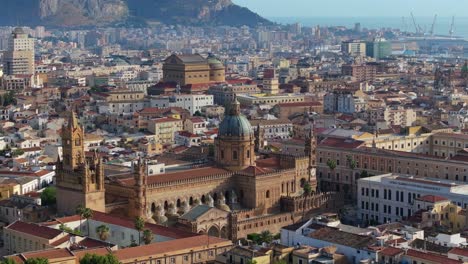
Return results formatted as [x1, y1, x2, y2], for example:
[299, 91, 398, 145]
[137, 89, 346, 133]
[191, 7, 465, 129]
[128, 158, 148, 218]
[304, 121, 317, 182]
[56, 111, 105, 215]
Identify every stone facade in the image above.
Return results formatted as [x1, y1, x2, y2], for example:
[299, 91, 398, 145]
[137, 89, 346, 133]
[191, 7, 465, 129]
[56, 112, 105, 216]
[57, 108, 340, 241]
[163, 54, 225, 86]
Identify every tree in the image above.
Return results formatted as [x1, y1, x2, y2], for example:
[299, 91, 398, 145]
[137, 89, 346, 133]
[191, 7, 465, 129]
[96, 225, 110, 241]
[11, 149, 25, 158]
[76, 205, 85, 234]
[302, 182, 312, 220]
[193, 110, 203, 116]
[360, 170, 369, 178]
[40, 187, 56, 206]
[79, 207, 93, 236]
[134, 216, 145, 245]
[326, 159, 337, 170]
[24, 258, 48, 264]
[259, 230, 273, 244]
[1, 258, 18, 264]
[79, 253, 120, 264]
[347, 155, 357, 170]
[142, 229, 154, 245]
[59, 223, 81, 235]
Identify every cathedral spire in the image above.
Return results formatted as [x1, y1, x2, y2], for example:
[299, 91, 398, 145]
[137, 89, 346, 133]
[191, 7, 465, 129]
[69, 110, 79, 129]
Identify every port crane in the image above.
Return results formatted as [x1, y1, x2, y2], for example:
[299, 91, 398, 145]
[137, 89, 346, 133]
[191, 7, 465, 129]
[429, 14, 437, 36]
[449, 16, 455, 37]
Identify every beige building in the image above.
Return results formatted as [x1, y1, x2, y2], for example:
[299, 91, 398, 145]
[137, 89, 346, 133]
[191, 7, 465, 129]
[341, 40, 366, 57]
[147, 117, 183, 145]
[317, 135, 468, 200]
[163, 54, 225, 86]
[3, 27, 35, 76]
[236, 93, 305, 106]
[3, 221, 67, 254]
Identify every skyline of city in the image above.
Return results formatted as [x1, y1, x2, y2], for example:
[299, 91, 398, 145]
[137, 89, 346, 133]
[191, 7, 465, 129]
[2, 1, 468, 263]
[233, 0, 468, 18]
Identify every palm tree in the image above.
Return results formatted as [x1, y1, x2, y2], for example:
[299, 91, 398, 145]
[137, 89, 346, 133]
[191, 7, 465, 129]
[327, 159, 337, 170]
[142, 229, 154, 245]
[134, 216, 145, 245]
[76, 205, 85, 234]
[96, 225, 110, 241]
[1, 258, 18, 264]
[302, 182, 312, 220]
[80, 208, 93, 236]
[259, 230, 273, 244]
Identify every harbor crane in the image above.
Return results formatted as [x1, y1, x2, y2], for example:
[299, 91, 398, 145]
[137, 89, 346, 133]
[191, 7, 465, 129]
[429, 14, 437, 36]
[449, 16, 455, 37]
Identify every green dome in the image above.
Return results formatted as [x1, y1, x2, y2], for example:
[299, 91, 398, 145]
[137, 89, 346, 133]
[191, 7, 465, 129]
[207, 54, 224, 70]
[219, 100, 252, 137]
[219, 115, 253, 137]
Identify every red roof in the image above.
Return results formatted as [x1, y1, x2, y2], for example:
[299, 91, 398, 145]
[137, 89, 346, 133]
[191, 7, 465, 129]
[379, 247, 404, 256]
[119, 166, 230, 186]
[278, 101, 322, 107]
[449, 247, 468, 257]
[114, 235, 230, 260]
[91, 211, 196, 239]
[319, 137, 365, 149]
[7, 221, 62, 240]
[406, 249, 462, 264]
[416, 195, 449, 203]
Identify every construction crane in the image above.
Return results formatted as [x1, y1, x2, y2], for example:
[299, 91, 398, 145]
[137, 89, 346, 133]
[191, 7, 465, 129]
[429, 14, 437, 36]
[410, 12, 421, 35]
[449, 16, 455, 37]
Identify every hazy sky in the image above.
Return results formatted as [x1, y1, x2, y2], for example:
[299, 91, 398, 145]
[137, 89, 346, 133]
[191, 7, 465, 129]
[233, 0, 467, 17]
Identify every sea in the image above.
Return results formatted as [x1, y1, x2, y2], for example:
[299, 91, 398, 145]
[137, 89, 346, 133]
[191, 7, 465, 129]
[269, 16, 468, 39]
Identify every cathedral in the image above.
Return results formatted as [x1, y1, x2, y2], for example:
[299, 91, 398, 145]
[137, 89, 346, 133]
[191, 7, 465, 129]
[56, 101, 340, 240]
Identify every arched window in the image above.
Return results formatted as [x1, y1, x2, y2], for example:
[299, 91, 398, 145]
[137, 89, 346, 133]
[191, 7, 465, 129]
[221, 150, 224, 159]
[247, 150, 250, 158]
[266, 190, 270, 198]
[233, 151, 238, 160]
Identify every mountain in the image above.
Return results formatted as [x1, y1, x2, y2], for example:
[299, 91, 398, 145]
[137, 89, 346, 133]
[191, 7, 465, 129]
[0, 0, 271, 27]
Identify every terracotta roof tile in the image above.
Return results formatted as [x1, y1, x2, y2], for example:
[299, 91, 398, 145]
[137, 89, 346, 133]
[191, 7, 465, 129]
[7, 221, 62, 240]
[406, 249, 462, 264]
[449, 247, 468, 257]
[114, 235, 231, 261]
[416, 195, 449, 203]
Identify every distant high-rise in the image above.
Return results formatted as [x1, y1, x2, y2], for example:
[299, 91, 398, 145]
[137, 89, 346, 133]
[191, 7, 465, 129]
[341, 40, 366, 57]
[366, 38, 392, 60]
[263, 68, 279, 95]
[3, 27, 35, 76]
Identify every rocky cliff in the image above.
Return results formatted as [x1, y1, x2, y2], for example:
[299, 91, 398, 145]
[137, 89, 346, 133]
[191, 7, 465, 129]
[0, 0, 270, 27]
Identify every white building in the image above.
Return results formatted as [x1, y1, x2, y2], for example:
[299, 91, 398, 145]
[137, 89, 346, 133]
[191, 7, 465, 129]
[281, 216, 378, 264]
[150, 94, 214, 115]
[46, 211, 181, 248]
[251, 119, 293, 139]
[357, 174, 468, 225]
[323, 92, 356, 114]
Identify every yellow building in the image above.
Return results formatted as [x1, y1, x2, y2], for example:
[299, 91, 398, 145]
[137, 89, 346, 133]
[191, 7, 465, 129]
[0, 182, 20, 200]
[413, 195, 468, 233]
[147, 117, 183, 145]
[163, 54, 225, 86]
[225, 246, 272, 264]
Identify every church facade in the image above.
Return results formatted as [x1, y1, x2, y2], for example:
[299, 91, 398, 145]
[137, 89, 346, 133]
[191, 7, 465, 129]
[56, 101, 341, 240]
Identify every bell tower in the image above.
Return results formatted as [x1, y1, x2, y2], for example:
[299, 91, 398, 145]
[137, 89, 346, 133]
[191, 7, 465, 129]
[304, 121, 317, 183]
[128, 158, 148, 218]
[56, 111, 106, 215]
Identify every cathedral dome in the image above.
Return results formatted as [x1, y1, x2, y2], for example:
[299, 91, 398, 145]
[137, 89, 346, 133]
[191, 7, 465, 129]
[207, 54, 224, 70]
[218, 101, 253, 137]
